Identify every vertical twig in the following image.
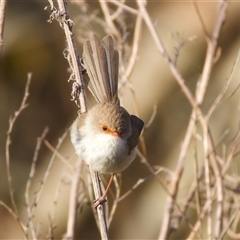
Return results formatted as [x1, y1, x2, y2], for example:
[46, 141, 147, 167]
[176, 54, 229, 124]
[0, 0, 6, 54]
[99, 1, 121, 41]
[5, 74, 32, 238]
[47, 1, 110, 239]
[64, 158, 84, 240]
[195, 0, 228, 104]
[125, 10, 142, 78]
[109, 0, 139, 15]
[90, 171, 109, 239]
[198, 2, 228, 238]
[192, 0, 210, 38]
[25, 128, 49, 240]
[55, 0, 87, 112]
[137, 0, 228, 238]
[46, 132, 70, 240]
[206, 49, 240, 120]
[187, 2, 228, 237]
[136, 0, 198, 111]
[136, 1, 197, 238]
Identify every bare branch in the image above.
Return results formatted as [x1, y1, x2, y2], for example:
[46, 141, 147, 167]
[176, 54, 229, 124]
[25, 128, 49, 240]
[196, 0, 228, 105]
[0, 0, 6, 54]
[47, 0, 87, 112]
[136, 0, 228, 238]
[89, 171, 109, 239]
[99, 1, 121, 40]
[136, 0, 199, 112]
[144, 104, 157, 129]
[63, 158, 84, 240]
[5, 73, 32, 236]
[109, 0, 139, 15]
[192, 0, 210, 38]
[207, 49, 240, 120]
[45, 139, 74, 172]
[46, 1, 110, 238]
[108, 176, 121, 226]
[125, 11, 143, 78]
[116, 167, 163, 202]
[0, 200, 27, 238]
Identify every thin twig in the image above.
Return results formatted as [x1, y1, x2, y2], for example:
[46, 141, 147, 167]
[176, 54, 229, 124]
[99, 1, 121, 41]
[144, 104, 157, 129]
[109, 0, 139, 15]
[196, 0, 227, 105]
[0, 0, 6, 54]
[207, 49, 240, 120]
[45, 139, 74, 172]
[5, 73, 31, 237]
[193, 129, 202, 233]
[63, 157, 84, 240]
[192, 0, 210, 38]
[220, 198, 238, 238]
[187, 126, 240, 239]
[108, 176, 121, 227]
[116, 167, 163, 202]
[137, 0, 198, 112]
[222, 129, 240, 175]
[136, 0, 228, 238]
[25, 128, 49, 240]
[47, 1, 109, 238]
[47, 158, 69, 240]
[90, 171, 109, 239]
[125, 11, 142, 78]
[0, 200, 27, 238]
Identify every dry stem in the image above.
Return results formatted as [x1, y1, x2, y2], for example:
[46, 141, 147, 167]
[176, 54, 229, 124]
[47, 0, 109, 239]
[3, 0, 240, 239]
[25, 128, 49, 240]
[0, 0, 6, 54]
[5, 74, 32, 237]
[136, 0, 228, 239]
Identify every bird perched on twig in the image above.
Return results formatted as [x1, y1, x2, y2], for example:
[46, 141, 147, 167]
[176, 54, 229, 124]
[70, 34, 144, 207]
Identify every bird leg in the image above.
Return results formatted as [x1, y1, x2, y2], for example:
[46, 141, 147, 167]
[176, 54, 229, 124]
[93, 173, 115, 208]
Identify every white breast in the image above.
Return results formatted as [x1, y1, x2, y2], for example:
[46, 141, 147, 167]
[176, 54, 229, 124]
[70, 121, 136, 174]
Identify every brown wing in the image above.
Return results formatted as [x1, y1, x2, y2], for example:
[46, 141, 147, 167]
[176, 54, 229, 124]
[127, 115, 144, 153]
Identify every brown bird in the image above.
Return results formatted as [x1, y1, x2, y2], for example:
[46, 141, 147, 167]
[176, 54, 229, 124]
[70, 34, 144, 207]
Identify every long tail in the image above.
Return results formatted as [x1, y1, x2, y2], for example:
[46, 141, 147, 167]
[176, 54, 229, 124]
[83, 34, 119, 104]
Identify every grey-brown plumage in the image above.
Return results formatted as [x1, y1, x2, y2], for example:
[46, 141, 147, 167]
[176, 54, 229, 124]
[71, 34, 144, 207]
[83, 34, 119, 104]
[82, 34, 144, 152]
[71, 34, 144, 175]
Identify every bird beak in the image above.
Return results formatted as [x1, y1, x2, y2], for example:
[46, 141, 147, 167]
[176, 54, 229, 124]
[112, 131, 120, 138]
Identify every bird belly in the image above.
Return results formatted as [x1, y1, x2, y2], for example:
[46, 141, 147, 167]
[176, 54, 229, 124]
[71, 127, 136, 173]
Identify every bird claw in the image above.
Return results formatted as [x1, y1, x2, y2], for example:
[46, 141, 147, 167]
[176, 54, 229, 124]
[93, 196, 107, 208]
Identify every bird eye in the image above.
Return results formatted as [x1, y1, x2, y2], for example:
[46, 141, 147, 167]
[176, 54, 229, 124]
[102, 126, 108, 131]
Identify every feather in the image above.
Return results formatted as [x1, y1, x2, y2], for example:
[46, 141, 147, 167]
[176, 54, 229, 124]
[127, 115, 144, 153]
[102, 36, 119, 102]
[83, 34, 119, 104]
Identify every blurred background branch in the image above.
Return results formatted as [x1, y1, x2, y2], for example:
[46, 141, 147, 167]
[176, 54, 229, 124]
[0, 0, 7, 54]
[1, 0, 240, 239]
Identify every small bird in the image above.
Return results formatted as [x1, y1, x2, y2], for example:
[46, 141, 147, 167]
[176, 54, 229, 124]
[70, 34, 144, 207]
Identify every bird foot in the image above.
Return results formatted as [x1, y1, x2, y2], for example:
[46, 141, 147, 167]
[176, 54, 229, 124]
[93, 196, 107, 208]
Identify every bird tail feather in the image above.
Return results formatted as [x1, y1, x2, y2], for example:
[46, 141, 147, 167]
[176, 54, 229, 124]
[83, 34, 119, 104]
